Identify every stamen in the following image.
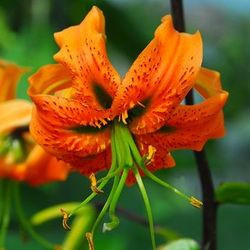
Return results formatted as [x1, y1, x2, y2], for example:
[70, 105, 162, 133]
[60, 208, 70, 230]
[86, 232, 95, 250]
[144, 145, 156, 165]
[189, 196, 203, 208]
[121, 111, 128, 124]
[137, 101, 146, 108]
[89, 173, 104, 194]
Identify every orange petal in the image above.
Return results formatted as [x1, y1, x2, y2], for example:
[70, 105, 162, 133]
[167, 67, 228, 131]
[69, 147, 111, 176]
[0, 159, 26, 181]
[0, 100, 32, 134]
[30, 108, 111, 165]
[28, 64, 72, 96]
[133, 67, 228, 170]
[0, 60, 27, 102]
[53, 6, 121, 110]
[112, 15, 202, 134]
[31, 94, 111, 128]
[24, 145, 69, 186]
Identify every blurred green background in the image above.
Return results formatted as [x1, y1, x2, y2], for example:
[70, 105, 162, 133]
[0, 0, 250, 249]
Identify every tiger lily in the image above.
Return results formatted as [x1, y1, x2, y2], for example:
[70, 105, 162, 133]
[28, 6, 228, 249]
[0, 60, 69, 185]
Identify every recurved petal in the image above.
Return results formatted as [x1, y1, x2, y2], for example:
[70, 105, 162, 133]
[53, 6, 121, 111]
[133, 67, 228, 169]
[166, 67, 228, 131]
[28, 64, 72, 96]
[30, 108, 111, 167]
[24, 145, 70, 186]
[0, 60, 27, 102]
[112, 15, 202, 134]
[0, 100, 32, 134]
[68, 147, 111, 176]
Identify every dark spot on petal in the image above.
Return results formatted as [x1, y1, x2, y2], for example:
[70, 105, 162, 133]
[92, 82, 113, 109]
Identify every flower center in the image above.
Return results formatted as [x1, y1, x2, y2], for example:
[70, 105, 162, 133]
[63, 120, 202, 250]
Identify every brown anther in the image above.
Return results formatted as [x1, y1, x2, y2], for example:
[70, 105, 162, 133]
[144, 145, 156, 165]
[121, 110, 128, 124]
[60, 208, 71, 230]
[89, 173, 104, 194]
[189, 196, 203, 208]
[86, 232, 95, 250]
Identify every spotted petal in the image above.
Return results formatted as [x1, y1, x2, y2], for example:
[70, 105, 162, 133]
[30, 108, 111, 171]
[112, 15, 202, 134]
[53, 6, 121, 113]
[134, 67, 228, 173]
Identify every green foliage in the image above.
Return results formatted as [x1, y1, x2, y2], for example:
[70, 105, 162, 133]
[157, 238, 200, 250]
[216, 182, 250, 205]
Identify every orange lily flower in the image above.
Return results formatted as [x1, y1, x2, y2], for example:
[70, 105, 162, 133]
[0, 60, 69, 185]
[28, 6, 228, 248]
[29, 6, 228, 183]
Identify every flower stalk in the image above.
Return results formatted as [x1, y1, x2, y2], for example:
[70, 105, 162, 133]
[170, 1, 218, 249]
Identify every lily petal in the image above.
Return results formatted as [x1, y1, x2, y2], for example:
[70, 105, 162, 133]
[24, 145, 69, 186]
[0, 60, 27, 102]
[0, 100, 32, 134]
[30, 108, 111, 168]
[53, 6, 121, 111]
[112, 15, 202, 134]
[28, 64, 72, 96]
[134, 67, 228, 172]
[68, 147, 111, 177]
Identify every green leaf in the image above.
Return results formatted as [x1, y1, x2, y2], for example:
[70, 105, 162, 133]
[216, 182, 250, 205]
[157, 238, 200, 250]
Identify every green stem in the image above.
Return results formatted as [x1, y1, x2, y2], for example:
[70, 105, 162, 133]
[141, 167, 190, 201]
[91, 174, 119, 234]
[133, 166, 156, 250]
[0, 180, 11, 249]
[96, 166, 122, 184]
[115, 122, 133, 168]
[13, 182, 55, 250]
[121, 124, 144, 167]
[103, 168, 129, 232]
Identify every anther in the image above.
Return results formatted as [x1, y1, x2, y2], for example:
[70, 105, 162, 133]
[89, 173, 104, 194]
[137, 101, 146, 108]
[60, 208, 71, 230]
[189, 196, 203, 208]
[144, 145, 156, 165]
[121, 110, 128, 124]
[86, 232, 95, 250]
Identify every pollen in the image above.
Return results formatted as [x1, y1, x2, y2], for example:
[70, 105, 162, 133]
[121, 110, 128, 124]
[189, 196, 203, 208]
[89, 173, 104, 194]
[60, 208, 71, 230]
[86, 232, 95, 250]
[144, 145, 156, 165]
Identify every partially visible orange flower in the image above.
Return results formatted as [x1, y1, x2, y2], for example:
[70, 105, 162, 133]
[0, 60, 69, 185]
[28, 7, 228, 184]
